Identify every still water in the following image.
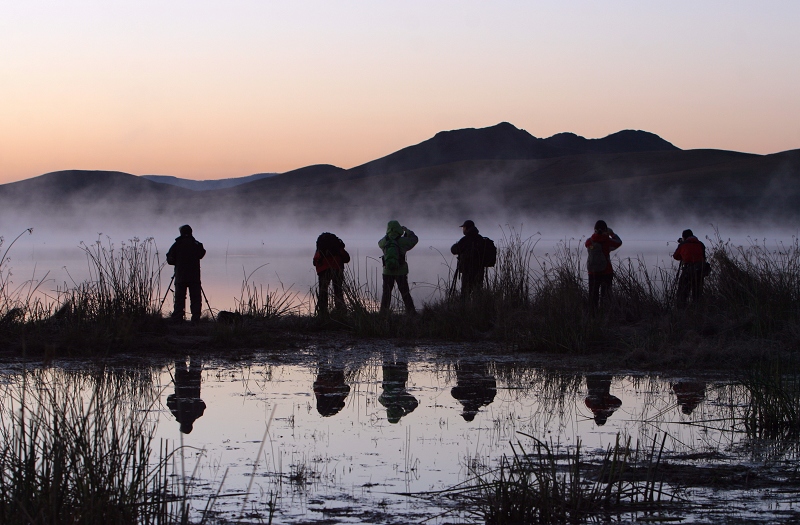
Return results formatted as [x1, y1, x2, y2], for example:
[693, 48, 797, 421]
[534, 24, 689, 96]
[3, 343, 799, 523]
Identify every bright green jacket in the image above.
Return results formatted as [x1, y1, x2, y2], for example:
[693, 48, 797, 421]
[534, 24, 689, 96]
[378, 220, 418, 276]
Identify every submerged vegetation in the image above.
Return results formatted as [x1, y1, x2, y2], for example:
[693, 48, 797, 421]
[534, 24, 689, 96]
[0, 228, 798, 368]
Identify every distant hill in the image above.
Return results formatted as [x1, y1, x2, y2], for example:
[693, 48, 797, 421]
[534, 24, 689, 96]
[142, 173, 278, 191]
[0, 123, 797, 227]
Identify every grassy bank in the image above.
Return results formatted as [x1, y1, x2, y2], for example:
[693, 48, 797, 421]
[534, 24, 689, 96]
[0, 230, 798, 368]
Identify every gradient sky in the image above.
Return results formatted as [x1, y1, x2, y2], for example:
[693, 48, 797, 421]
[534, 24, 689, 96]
[2, 1, 799, 183]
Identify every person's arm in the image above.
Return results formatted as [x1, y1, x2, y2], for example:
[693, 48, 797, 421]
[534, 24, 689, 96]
[197, 242, 206, 259]
[607, 230, 622, 251]
[166, 245, 176, 265]
[402, 228, 419, 249]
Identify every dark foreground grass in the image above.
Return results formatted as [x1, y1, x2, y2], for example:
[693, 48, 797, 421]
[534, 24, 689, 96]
[0, 368, 191, 524]
[0, 230, 798, 367]
[437, 432, 682, 524]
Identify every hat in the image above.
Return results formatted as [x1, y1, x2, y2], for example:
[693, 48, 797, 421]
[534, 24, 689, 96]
[179, 224, 192, 236]
[460, 220, 475, 229]
[682, 229, 693, 239]
[594, 220, 607, 232]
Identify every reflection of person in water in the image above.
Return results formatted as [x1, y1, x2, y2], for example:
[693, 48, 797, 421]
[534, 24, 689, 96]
[584, 374, 622, 426]
[167, 357, 206, 434]
[450, 361, 497, 422]
[313, 364, 351, 417]
[378, 359, 419, 423]
[672, 381, 706, 415]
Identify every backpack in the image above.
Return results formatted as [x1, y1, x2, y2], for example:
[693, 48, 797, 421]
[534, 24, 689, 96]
[480, 237, 497, 267]
[381, 237, 406, 271]
[586, 241, 608, 273]
[316, 232, 344, 256]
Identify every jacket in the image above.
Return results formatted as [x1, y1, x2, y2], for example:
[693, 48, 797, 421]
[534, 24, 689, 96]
[451, 226, 484, 274]
[585, 232, 622, 275]
[673, 236, 705, 264]
[378, 220, 418, 276]
[166, 235, 206, 284]
[313, 247, 351, 274]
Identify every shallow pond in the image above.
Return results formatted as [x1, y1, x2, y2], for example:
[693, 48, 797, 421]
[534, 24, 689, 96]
[2, 343, 799, 523]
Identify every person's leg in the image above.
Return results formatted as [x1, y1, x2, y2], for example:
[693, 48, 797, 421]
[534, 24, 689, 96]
[690, 263, 703, 303]
[173, 282, 188, 320]
[396, 275, 416, 314]
[676, 269, 690, 307]
[598, 273, 613, 308]
[318, 270, 331, 315]
[332, 269, 345, 311]
[380, 274, 395, 314]
[462, 270, 481, 297]
[588, 274, 600, 309]
[189, 283, 202, 322]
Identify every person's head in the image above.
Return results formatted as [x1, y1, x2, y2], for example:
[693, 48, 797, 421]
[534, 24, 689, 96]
[179, 224, 192, 236]
[594, 220, 608, 233]
[386, 220, 404, 238]
[681, 229, 694, 240]
[460, 220, 475, 235]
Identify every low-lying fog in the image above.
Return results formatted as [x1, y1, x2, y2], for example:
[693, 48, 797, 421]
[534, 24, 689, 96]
[3, 213, 797, 314]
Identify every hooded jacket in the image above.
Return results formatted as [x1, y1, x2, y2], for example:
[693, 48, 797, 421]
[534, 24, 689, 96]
[451, 225, 484, 274]
[378, 220, 418, 276]
[166, 235, 206, 284]
[673, 236, 705, 264]
[584, 231, 622, 275]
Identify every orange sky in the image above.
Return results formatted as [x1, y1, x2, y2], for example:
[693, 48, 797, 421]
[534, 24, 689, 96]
[1, 1, 799, 183]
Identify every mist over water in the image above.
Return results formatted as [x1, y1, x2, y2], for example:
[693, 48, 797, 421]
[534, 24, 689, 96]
[4, 211, 797, 313]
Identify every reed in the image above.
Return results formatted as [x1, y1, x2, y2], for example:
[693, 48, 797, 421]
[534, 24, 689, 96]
[742, 360, 800, 440]
[0, 367, 190, 524]
[456, 432, 677, 524]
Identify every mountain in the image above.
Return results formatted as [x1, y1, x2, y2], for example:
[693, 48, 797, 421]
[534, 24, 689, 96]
[142, 173, 278, 191]
[0, 124, 797, 226]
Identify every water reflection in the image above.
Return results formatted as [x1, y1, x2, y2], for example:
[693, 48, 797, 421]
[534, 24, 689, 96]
[672, 381, 706, 415]
[166, 357, 206, 434]
[313, 362, 350, 417]
[584, 374, 622, 426]
[378, 358, 418, 423]
[450, 360, 497, 422]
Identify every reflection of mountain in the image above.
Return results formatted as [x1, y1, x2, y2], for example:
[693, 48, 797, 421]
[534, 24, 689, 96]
[451, 361, 497, 422]
[167, 357, 206, 434]
[2, 122, 799, 224]
[378, 360, 419, 424]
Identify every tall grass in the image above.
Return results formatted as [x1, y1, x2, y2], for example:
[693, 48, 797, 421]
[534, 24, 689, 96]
[0, 367, 191, 524]
[455, 432, 677, 524]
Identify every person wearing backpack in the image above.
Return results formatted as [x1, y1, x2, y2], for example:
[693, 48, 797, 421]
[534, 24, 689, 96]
[451, 220, 492, 296]
[313, 232, 351, 316]
[672, 229, 706, 307]
[378, 220, 418, 315]
[585, 220, 622, 309]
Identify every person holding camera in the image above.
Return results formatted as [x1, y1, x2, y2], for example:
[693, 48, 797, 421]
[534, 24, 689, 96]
[673, 229, 706, 306]
[378, 220, 418, 315]
[585, 220, 622, 309]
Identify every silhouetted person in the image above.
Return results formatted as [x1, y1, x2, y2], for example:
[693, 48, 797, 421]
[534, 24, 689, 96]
[313, 232, 351, 316]
[584, 374, 622, 426]
[672, 381, 706, 415]
[166, 225, 206, 323]
[313, 364, 350, 417]
[167, 357, 206, 434]
[450, 361, 497, 422]
[585, 220, 622, 310]
[378, 220, 418, 315]
[451, 220, 486, 296]
[673, 229, 706, 307]
[378, 359, 419, 423]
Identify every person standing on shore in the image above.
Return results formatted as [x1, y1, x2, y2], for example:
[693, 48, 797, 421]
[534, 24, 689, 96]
[313, 232, 351, 316]
[378, 220, 418, 315]
[166, 225, 206, 323]
[585, 220, 622, 309]
[673, 229, 706, 307]
[451, 220, 487, 296]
